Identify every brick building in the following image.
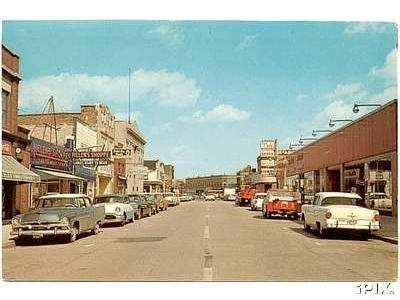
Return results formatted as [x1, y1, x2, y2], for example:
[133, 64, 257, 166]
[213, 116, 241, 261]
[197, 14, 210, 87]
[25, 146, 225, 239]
[18, 104, 117, 195]
[2, 44, 40, 222]
[185, 174, 238, 195]
[286, 99, 397, 216]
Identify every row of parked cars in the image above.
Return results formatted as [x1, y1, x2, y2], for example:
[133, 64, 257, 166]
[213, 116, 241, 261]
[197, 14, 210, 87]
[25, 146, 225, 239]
[245, 189, 381, 240]
[9, 192, 187, 245]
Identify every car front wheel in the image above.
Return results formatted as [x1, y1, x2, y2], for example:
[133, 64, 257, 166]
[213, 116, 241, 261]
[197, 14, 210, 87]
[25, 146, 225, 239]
[69, 226, 78, 243]
[92, 222, 100, 235]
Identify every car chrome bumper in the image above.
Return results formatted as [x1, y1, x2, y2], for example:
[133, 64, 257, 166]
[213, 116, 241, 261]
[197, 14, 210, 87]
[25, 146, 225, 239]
[326, 221, 380, 231]
[11, 228, 71, 237]
[103, 214, 124, 223]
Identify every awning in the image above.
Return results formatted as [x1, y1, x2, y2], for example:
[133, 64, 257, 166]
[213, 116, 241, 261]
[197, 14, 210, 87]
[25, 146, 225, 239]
[32, 168, 86, 182]
[2, 155, 40, 183]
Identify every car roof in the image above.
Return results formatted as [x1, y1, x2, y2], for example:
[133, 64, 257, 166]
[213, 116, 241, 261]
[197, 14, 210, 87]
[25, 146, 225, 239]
[316, 192, 362, 199]
[39, 193, 89, 199]
[94, 194, 127, 198]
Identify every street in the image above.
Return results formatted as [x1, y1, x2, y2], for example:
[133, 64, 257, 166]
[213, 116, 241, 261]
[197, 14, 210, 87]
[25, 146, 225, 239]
[3, 200, 397, 281]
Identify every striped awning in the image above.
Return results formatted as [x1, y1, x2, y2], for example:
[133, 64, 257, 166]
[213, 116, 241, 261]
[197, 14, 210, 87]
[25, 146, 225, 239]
[2, 155, 40, 183]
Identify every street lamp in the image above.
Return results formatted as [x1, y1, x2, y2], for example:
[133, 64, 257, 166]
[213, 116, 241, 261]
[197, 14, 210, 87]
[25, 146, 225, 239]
[299, 137, 317, 144]
[311, 129, 332, 137]
[289, 143, 303, 150]
[329, 118, 353, 128]
[352, 103, 381, 113]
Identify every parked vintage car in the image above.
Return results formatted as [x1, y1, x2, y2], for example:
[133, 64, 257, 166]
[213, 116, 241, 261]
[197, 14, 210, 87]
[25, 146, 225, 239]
[142, 193, 168, 211]
[128, 194, 152, 219]
[141, 194, 159, 214]
[366, 192, 392, 210]
[94, 194, 134, 226]
[262, 189, 301, 219]
[302, 192, 380, 239]
[10, 194, 105, 244]
[164, 192, 178, 206]
[205, 195, 216, 201]
[251, 192, 268, 211]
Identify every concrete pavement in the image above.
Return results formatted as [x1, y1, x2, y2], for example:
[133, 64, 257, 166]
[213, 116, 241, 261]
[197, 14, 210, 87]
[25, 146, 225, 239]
[2, 201, 398, 281]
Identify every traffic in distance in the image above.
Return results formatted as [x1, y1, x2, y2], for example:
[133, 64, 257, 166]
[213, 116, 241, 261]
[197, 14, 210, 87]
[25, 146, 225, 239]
[10, 186, 381, 245]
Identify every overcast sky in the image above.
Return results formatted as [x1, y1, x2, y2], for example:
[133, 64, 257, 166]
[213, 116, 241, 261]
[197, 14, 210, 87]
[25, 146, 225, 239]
[2, 21, 397, 178]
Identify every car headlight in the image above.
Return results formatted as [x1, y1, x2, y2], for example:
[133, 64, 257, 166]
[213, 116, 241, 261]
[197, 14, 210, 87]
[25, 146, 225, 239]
[60, 217, 69, 225]
[11, 217, 20, 227]
[115, 207, 121, 213]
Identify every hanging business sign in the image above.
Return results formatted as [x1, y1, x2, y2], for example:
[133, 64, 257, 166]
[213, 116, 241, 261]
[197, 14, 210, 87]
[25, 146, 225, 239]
[344, 168, 360, 179]
[31, 137, 72, 172]
[127, 165, 149, 175]
[112, 148, 132, 157]
[71, 150, 111, 159]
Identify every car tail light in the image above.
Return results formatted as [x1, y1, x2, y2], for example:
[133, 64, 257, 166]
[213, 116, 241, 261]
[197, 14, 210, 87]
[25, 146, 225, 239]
[374, 214, 380, 221]
[325, 211, 332, 219]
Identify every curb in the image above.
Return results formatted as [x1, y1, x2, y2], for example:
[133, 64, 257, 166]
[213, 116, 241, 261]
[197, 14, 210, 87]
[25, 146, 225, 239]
[370, 234, 398, 245]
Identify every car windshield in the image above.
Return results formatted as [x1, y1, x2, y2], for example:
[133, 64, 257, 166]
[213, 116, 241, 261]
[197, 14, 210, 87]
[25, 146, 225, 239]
[38, 198, 79, 208]
[164, 193, 174, 197]
[95, 196, 126, 204]
[128, 196, 141, 203]
[320, 197, 363, 206]
[255, 195, 267, 199]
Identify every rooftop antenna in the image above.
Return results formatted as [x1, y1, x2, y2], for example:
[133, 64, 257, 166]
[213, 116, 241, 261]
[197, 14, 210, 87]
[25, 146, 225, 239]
[30, 95, 59, 145]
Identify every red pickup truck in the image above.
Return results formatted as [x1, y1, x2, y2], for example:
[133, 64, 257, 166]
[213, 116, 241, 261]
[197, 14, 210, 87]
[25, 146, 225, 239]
[237, 188, 256, 206]
[262, 189, 301, 219]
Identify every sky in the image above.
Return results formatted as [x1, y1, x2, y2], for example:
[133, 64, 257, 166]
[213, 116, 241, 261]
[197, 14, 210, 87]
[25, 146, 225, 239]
[2, 21, 398, 178]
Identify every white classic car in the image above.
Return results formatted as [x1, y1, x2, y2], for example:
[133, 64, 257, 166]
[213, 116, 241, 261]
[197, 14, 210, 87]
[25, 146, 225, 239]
[94, 194, 135, 226]
[302, 192, 380, 239]
[251, 193, 268, 211]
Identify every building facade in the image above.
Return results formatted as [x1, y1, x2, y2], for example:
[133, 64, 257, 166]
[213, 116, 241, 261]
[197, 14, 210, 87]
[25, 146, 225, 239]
[185, 174, 238, 195]
[275, 149, 295, 188]
[143, 159, 165, 193]
[18, 104, 119, 196]
[163, 164, 175, 192]
[114, 120, 146, 194]
[236, 165, 254, 190]
[254, 139, 277, 191]
[2, 44, 40, 222]
[286, 99, 397, 216]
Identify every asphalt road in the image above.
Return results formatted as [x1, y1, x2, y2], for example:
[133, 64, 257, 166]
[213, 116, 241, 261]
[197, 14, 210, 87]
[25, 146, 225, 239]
[2, 201, 398, 281]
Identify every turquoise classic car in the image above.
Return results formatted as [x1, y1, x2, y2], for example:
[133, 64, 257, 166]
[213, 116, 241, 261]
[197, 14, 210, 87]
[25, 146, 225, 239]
[10, 194, 105, 245]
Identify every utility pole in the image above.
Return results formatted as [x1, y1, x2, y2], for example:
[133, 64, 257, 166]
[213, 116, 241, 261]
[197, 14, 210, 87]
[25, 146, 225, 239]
[128, 67, 131, 124]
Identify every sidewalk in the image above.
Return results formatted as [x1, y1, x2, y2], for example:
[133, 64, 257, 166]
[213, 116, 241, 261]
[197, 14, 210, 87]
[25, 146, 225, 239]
[370, 215, 398, 244]
[2, 224, 14, 249]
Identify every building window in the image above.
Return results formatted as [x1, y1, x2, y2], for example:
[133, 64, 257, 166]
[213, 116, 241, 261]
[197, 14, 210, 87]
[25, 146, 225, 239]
[2, 89, 9, 129]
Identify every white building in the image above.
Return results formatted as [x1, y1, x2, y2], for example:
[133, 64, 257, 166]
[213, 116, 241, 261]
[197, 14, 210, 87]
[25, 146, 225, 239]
[143, 159, 165, 193]
[114, 120, 146, 194]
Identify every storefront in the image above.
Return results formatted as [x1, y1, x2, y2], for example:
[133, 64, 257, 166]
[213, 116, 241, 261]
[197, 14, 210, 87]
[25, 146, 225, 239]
[2, 154, 40, 221]
[30, 137, 85, 202]
[286, 99, 397, 216]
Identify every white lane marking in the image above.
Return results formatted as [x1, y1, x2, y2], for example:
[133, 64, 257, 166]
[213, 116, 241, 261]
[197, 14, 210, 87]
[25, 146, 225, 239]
[82, 243, 94, 247]
[203, 267, 213, 281]
[315, 242, 323, 246]
[203, 225, 210, 239]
